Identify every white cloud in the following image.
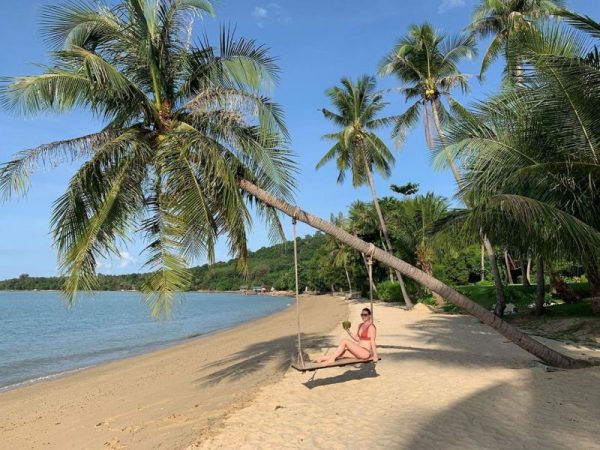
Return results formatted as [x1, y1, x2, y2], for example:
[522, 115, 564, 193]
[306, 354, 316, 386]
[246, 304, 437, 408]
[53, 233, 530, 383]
[97, 259, 112, 271]
[251, 3, 292, 27]
[438, 0, 466, 13]
[252, 6, 268, 18]
[118, 251, 136, 269]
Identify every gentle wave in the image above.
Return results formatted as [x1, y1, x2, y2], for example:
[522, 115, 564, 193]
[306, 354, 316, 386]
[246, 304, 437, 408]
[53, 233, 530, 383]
[0, 365, 94, 392]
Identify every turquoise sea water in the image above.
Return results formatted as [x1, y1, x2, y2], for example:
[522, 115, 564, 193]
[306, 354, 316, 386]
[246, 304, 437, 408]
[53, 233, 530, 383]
[0, 291, 290, 390]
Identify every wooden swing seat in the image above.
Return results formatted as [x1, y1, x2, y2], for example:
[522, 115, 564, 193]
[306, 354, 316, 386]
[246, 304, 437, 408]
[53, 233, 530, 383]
[291, 357, 381, 373]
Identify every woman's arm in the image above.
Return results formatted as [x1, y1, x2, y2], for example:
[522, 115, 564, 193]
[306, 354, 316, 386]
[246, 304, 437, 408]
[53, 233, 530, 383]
[346, 325, 359, 342]
[369, 325, 378, 361]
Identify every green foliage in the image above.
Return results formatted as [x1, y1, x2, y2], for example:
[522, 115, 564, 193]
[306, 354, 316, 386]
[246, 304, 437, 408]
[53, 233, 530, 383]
[390, 182, 419, 196]
[445, 283, 591, 313]
[376, 280, 404, 302]
[434, 244, 483, 286]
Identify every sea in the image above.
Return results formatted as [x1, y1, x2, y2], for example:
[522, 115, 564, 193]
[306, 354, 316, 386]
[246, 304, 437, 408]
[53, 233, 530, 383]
[0, 291, 291, 391]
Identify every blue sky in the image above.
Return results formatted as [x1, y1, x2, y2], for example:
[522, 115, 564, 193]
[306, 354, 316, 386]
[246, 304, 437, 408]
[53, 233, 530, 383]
[0, 0, 597, 279]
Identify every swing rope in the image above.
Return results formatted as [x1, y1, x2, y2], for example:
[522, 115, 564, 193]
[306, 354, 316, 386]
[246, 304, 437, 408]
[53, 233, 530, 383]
[292, 209, 305, 368]
[366, 243, 375, 320]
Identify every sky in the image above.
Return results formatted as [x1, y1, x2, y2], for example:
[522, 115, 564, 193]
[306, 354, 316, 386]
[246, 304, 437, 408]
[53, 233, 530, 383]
[0, 0, 598, 279]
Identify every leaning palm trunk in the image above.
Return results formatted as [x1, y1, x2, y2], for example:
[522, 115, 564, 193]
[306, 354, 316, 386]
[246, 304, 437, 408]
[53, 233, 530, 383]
[238, 178, 594, 369]
[364, 162, 413, 307]
[431, 99, 507, 314]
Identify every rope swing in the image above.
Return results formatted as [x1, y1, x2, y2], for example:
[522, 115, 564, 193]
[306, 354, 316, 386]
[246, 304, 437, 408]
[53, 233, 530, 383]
[366, 243, 375, 320]
[292, 209, 305, 368]
[290, 212, 379, 373]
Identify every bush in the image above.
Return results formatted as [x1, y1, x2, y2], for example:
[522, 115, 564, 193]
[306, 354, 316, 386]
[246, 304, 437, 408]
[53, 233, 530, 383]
[377, 281, 404, 302]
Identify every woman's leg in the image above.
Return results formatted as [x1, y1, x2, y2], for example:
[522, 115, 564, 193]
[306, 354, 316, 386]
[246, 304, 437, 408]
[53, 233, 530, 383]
[325, 339, 370, 363]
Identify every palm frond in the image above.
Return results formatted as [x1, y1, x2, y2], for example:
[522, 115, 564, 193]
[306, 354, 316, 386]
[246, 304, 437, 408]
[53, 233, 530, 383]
[0, 129, 123, 200]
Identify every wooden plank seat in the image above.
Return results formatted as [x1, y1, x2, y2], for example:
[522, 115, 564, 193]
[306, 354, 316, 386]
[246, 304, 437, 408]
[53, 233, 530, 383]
[291, 357, 381, 373]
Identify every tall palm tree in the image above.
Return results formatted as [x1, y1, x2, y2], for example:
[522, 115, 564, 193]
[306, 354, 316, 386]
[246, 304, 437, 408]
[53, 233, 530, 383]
[379, 23, 475, 184]
[0, 0, 592, 369]
[379, 24, 508, 314]
[316, 75, 413, 307]
[0, 0, 295, 316]
[468, 0, 565, 81]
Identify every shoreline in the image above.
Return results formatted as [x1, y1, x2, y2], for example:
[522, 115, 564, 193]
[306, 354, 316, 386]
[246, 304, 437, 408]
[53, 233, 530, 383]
[0, 294, 293, 393]
[0, 294, 347, 449]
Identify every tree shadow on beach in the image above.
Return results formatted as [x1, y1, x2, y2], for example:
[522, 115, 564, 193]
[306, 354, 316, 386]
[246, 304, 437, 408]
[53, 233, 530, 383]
[379, 315, 537, 370]
[300, 363, 379, 389]
[376, 313, 600, 449]
[195, 333, 332, 387]
[402, 372, 600, 450]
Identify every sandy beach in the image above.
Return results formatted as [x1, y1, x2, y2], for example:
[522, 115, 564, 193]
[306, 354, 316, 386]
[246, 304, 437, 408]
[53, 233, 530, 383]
[0, 294, 347, 449]
[197, 301, 600, 450]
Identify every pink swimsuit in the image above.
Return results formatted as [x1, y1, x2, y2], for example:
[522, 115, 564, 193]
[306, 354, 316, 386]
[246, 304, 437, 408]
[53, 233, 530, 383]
[358, 324, 371, 340]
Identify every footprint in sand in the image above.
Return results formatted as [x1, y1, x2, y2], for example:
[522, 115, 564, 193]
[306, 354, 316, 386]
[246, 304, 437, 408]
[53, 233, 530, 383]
[104, 438, 126, 449]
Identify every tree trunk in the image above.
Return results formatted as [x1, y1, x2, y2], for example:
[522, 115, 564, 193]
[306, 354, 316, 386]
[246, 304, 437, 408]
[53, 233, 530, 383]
[378, 231, 395, 282]
[504, 248, 514, 284]
[344, 262, 352, 295]
[364, 161, 413, 308]
[431, 100, 506, 311]
[535, 257, 545, 316]
[484, 236, 506, 317]
[583, 258, 600, 298]
[549, 270, 579, 304]
[481, 243, 485, 282]
[239, 178, 592, 369]
[430, 100, 463, 185]
[521, 259, 531, 287]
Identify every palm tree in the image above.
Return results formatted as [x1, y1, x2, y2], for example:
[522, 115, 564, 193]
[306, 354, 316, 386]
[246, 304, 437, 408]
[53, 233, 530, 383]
[379, 24, 508, 315]
[316, 75, 413, 307]
[324, 213, 354, 294]
[468, 0, 565, 81]
[0, 0, 593, 369]
[379, 23, 475, 184]
[443, 23, 600, 302]
[388, 193, 450, 305]
[0, 0, 295, 316]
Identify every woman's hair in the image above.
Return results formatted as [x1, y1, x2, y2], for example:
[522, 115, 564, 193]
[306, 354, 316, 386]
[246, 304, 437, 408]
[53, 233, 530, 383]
[362, 308, 371, 316]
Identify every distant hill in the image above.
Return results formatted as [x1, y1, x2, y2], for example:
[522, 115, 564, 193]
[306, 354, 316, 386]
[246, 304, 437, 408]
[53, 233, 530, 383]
[0, 233, 330, 292]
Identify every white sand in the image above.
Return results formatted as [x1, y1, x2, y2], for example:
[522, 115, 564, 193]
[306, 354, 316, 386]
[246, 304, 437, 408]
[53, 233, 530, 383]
[0, 295, 347, 449]
[196, 301, 600, 450]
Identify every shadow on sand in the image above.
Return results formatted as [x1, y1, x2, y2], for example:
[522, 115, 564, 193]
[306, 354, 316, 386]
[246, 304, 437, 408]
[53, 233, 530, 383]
[195, 333, 332, 386]
[194, 310, 600, 448]
[301, 362, 379, 389]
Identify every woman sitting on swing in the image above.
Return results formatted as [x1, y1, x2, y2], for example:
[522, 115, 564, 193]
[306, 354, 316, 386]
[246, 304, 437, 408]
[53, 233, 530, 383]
[315, 308, 378, 364]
